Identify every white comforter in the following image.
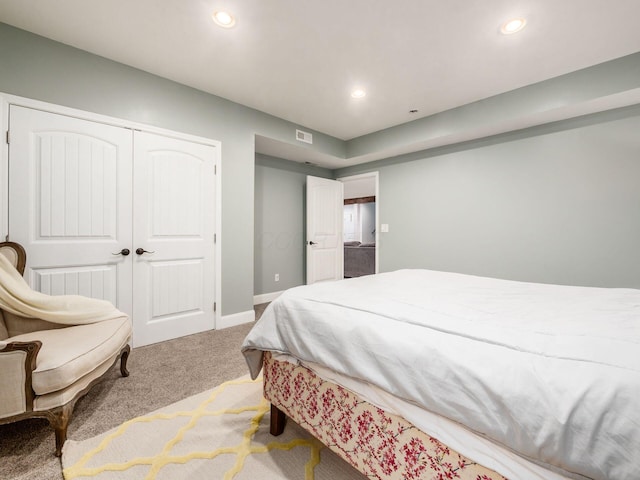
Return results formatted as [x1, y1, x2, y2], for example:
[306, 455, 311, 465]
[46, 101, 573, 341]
[242, 269, 640, 480]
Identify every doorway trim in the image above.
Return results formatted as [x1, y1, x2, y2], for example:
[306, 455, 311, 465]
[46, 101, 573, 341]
[337, 171, 380, 274]
[0, 92, 223, 328]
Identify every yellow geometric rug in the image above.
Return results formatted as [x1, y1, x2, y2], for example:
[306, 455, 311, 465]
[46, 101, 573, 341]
[61, 376, 366, 480]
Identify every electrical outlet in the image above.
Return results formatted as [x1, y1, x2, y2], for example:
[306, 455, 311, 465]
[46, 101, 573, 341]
[274, 273, 280, 282]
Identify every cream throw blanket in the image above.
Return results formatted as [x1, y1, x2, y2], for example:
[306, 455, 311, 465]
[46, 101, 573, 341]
[0, 253, 127, 325]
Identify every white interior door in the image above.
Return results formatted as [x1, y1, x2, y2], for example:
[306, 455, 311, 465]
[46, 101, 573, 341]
[132, 131, 216, 347]
[306, 175, 343, 284]
[8, 106, 133, 315]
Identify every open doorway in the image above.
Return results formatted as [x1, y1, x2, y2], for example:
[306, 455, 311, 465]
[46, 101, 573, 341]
[338, 172, 379, 278]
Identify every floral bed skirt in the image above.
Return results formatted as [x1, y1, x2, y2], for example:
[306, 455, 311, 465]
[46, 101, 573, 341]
[263, 352, 508, 480]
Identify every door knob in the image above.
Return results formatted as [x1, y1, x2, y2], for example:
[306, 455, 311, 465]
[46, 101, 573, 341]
[136, 248, 155, 255]
[308, 241, 317, 245]
[112, 248, 130, 256]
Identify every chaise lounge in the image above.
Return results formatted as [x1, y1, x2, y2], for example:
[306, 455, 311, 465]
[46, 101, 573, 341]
[0, 242, 132, 456]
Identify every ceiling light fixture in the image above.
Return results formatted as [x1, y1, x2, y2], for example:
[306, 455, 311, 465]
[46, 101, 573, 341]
[212, 11, 236, 28]
[500, 17, 527, 34]
[351, 89, 366, 99]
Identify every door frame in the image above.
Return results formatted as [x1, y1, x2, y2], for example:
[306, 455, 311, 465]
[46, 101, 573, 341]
[0, 92, 223, 328]
[337, 171, 380, 274]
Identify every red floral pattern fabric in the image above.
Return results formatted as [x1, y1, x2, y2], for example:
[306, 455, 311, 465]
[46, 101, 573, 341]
[263, 352, 508, 480]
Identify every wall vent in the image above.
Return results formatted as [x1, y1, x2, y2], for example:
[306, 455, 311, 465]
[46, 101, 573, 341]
[296, 129, 313, 144]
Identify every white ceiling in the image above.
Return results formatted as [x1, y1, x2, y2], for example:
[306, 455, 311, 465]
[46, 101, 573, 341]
[1, 0, 639, 145]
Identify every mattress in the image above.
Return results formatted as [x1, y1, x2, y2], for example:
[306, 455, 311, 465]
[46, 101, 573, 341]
[242, 269, 640, 480]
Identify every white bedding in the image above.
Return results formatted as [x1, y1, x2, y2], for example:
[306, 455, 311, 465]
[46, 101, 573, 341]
[242, 269, 640, 480]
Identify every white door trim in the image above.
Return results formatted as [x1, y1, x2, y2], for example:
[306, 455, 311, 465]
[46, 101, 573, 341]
[0, 92, 223, 328]
[0, 96, 11, 240]
[337, 171, 380, 274]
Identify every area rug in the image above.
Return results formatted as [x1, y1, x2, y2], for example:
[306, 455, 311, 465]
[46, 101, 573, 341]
[61, 376, 366, 480]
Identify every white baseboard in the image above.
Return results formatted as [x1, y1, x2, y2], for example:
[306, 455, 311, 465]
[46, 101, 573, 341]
[217, 309, 255, 329]
[253, 290, 284, 305]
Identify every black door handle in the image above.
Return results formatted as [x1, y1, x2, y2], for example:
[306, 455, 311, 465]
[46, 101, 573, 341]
[308, 241, 317, 245]
[136, 248, 155, 255]
[112, 248, 130, 256]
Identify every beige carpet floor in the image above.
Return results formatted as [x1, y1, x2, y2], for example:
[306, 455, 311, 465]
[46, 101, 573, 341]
[0, 305, 270, 480]
[61, 375, 365, 480]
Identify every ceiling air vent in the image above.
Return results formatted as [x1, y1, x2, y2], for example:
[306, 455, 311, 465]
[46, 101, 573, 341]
[296, 129, 313, 144]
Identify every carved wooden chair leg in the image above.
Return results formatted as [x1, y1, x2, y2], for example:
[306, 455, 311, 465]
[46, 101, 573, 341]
[47, 402, 75, 457]
[42, 346, 131, 456]
[270, 404, 287, 436]
[119, 344, 131, 377]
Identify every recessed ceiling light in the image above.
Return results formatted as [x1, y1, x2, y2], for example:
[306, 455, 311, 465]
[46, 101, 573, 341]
[212, 11, 236, 28]
[351, 89, 366, 99]
[500, 17, 527, 35]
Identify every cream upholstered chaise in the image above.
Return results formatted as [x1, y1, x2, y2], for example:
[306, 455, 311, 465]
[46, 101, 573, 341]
[0, 242, 132, 456]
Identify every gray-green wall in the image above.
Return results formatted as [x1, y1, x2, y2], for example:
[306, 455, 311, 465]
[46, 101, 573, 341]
[0, 22, 344, 315]
[335, 107, 640, 288]
[254, 154, 332, 295]
[3, 21, 639, 308]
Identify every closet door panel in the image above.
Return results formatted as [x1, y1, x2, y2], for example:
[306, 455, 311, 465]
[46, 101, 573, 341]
[34, 265, 118, 304]
[132, 131, 216, 347]
[8, 106, 133, 316]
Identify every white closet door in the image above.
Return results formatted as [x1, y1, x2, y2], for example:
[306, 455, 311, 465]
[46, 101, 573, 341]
[132, 131, 216, 347]
[8, 106, 133, 315]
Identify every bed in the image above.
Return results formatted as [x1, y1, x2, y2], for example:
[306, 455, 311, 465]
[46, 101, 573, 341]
[241, 269, 640, 480]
